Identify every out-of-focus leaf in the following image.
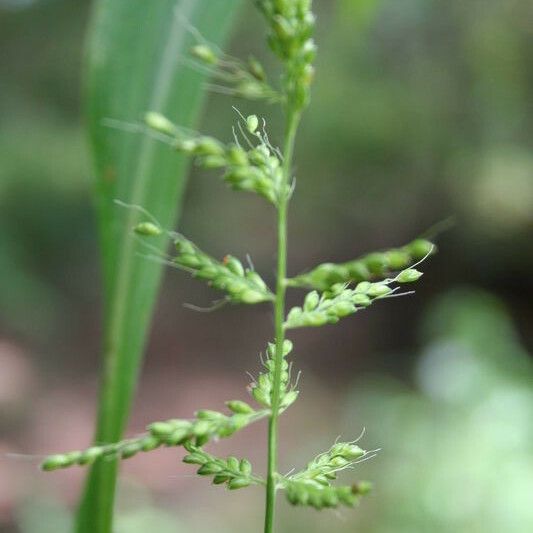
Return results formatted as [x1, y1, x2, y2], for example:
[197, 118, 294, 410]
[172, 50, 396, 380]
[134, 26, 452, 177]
[78, 1, 241, 532]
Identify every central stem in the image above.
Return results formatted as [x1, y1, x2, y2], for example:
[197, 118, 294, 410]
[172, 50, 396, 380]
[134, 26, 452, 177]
[264, 110, 300, 533]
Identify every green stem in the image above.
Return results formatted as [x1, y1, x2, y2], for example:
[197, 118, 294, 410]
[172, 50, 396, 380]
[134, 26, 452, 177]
[264, 110, 301, 533]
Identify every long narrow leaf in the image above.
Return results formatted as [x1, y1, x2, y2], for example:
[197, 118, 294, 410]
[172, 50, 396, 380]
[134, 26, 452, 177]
[78, 1, 241, 531]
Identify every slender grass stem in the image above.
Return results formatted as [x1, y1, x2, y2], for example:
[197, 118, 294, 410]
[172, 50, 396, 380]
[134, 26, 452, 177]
[264, 110, 301, 533]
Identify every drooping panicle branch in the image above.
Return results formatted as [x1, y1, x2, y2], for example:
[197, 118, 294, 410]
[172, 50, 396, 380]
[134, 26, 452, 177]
[42, 402, 268, 471]
[288, 238, 435, 291]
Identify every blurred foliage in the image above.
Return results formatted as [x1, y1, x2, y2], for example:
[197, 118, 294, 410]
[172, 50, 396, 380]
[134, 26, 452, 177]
[0, 0, 93, 343]
[341, 289, 533, 532]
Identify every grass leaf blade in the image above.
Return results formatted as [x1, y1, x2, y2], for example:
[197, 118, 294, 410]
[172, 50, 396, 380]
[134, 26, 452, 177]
[77, 1, 241, 531]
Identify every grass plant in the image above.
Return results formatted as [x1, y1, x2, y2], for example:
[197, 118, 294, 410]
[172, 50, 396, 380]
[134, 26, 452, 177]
[43, 2, 435, 531]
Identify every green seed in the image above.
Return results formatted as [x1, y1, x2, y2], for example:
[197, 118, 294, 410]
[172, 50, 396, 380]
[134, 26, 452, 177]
[148, 421, 175, 437]
[304, 291, 320, 311]
[409, 239, 434, 258]
[246, 114, 259, 134]
[41, 454, 71, 471]
[240, 289, 267, 304]
[239, 459, 252, 475]
[396, 268, 423, 283]
[228, 477, 251, 490]
[134, 222, 162, 236]
[140, 436, 160, 452]
[226, 400, 254, 414]
[193, 420, 211, 436]
[78, 447, 104, 465]
[191, 44, 217, 64]
[144, 112, 176, 135]
[226, 456, 240, 471]
[197, 462, 223, 475]
[352, 294, 371, 306]
[183, 453, 205, 465]
[121, 443, 140, 459]
[367, 283, 392, 297]
[196, 410, 222, 421]
[385, 250, 410, 270]
[166, 428, 191, 445]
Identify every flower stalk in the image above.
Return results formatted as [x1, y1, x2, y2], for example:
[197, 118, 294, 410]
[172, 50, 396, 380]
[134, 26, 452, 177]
[265, 108, 301, 533]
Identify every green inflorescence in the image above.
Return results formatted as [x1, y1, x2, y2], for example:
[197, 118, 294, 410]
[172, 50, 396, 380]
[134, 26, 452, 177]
[42, 1, 437, 531]
[285, 266, 426, 329]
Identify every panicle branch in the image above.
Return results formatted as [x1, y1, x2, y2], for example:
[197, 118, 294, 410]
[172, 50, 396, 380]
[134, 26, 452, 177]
[169, 234, 274, 304]
[288, 238, 435, 291]
[190, 43, 280, 102]
[285, 263, 428, 329]
[145, 112, 289, 205]
[279, 441, 373, 509]
[183, 443, 263, 489]
[283, 480, 371, 509]
[41, 401, 267, 471]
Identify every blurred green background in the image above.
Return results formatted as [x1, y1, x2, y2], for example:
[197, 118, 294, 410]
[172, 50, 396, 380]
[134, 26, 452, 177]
[1, 0, 532, 532]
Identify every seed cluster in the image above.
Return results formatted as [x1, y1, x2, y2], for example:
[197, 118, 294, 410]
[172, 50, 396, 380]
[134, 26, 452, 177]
[148, 406, 264, 448]
[289, 238, 435, 291]
[183, 443, 262, 490]
[256, 0, 316, 109]
[284, 480, 371, 509]
[41, 404, 265, 471]
[145, 112, 287, 205]
[170, 235, 273, 304]
[285, 267, 423, 329]
[250, 340, 299, 409]
[40, 435, 162, 471]
[282, 442, 372, 509]
[190, 44, 279, 102]
[293, 442, 367, 484]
